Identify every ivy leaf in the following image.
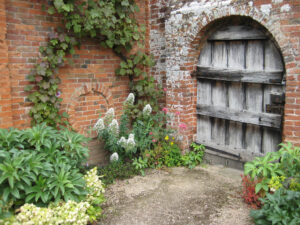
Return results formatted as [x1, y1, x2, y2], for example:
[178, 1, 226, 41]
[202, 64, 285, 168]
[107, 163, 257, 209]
[47, 7, 56, 15]
[119, 68, 126, 76]
[41, 82, 50, 89]
[134, 68, 142, 76]
[24, 85, 33, 92]
[62, 112, 69, 118]
[40, 95, 49, 103]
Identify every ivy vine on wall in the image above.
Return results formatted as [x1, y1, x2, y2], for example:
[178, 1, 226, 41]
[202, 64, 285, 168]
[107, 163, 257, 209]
[26, 0, 161, 127]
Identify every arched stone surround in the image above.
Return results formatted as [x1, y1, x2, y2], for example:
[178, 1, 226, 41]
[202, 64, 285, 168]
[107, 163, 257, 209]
[150, 0, 299, 149]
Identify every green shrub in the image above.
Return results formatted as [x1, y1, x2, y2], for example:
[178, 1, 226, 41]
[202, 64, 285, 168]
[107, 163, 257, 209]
[1, 168, 105, 225]
[181, 143, 205, 169]
[250, 188, 300, 225]
[97, 161, 139, 185]
[0, 124, 89, 215]
[244, 142, 300, 194]
[141, 142, 205, 170]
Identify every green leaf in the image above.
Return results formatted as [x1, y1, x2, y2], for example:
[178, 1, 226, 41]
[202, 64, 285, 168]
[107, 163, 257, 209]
[47, 7, 55, 15]
[62, 112, 69, 118]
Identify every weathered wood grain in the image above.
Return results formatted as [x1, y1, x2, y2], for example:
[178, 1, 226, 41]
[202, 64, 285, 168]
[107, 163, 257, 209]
[196, 67, 283, 84]
[197, 25, 284, 159]
[208, 26, 267, 41]
[196, 104, 282, 129]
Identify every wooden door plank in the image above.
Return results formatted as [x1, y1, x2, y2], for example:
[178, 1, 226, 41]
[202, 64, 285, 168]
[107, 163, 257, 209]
[228, 41, 245, 69]
[228, 82, 244, 149]
[195, 140, 265, 162]
[265, 40, 283, 71]
[196, 67, 283, 84]
[262, 128, 281, 153]
[246, 40, 264, 70]
[196, 104, 281, 129]
[197, 80, 212, 143]
[262, 85, 284, 153]
[245, 83, 263, 153]
[211, 81, 227, 145]
[208, 26, 267, 41]
[198, 42, 212, 67]
[197, 115, 212, 144]
[212, 42, 227, 68]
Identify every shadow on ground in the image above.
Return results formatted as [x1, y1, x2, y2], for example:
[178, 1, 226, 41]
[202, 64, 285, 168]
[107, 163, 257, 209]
[97, 165, 253, 225]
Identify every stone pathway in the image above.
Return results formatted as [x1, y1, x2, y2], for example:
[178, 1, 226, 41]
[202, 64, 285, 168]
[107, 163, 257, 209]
[97, 165, 253, 225]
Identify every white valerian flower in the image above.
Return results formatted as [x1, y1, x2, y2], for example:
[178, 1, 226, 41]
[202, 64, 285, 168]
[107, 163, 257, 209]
[110, 152, 119, 162]
[108, 119, 119, 135]
[104, 108, 115, 125]
[118, 136, 127, 148]
[126, 133, 136, 152]
[94, 118, 105, 132]
[125, 93, 135, 105]
[143, 104, 152, 116]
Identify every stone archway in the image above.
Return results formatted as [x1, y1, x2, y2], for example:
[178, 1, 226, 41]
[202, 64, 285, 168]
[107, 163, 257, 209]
[159, 1, 296, 150]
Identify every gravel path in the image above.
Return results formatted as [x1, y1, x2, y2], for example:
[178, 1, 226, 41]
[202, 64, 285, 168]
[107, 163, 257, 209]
[97, 165, 253, 225]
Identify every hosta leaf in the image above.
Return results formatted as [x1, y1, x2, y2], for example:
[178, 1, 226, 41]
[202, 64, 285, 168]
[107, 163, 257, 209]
[2, 187, 10, 202]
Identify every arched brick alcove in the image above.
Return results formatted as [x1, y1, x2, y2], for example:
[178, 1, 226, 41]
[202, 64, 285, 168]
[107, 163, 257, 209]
[66, 82, 113, 136]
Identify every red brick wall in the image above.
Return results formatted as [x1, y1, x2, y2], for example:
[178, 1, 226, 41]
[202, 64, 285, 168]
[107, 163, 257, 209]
[0, 0, 149, 164]
[2, 0, 148, 134]
[149, 0, 300, 148]
[0, 0, 13, 128]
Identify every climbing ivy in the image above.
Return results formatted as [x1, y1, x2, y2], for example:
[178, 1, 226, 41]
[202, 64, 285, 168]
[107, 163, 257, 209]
[26, 0, 159, 126]
[26, 32, 77, 126]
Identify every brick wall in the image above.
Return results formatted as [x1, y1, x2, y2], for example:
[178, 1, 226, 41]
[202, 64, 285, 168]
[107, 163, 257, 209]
[149, 0, 300, 148]
[1, 0, 149, 164]
[1, 0, 300, 158]
[0, 0, 13, 128]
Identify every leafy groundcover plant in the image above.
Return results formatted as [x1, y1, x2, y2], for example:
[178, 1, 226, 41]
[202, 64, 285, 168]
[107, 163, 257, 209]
[242, 142, 300, 224]
[250, 188, 300, 225]
[0, 124, 105, 224]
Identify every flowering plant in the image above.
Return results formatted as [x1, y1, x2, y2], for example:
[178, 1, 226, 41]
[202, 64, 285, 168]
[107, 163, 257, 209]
[94, 95, 136, 157]
[2, 168, 105, 225]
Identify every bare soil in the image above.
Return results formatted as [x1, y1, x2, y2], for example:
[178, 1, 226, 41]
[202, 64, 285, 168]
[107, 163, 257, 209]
[97, 165, 253, 225]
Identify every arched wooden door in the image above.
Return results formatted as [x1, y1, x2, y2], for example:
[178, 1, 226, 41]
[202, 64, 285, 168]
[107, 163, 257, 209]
[196, 25, 285, 162]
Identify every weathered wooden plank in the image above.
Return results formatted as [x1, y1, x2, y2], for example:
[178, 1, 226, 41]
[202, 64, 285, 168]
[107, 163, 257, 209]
[208, 26, 267, 41]
[198, 42, 212, 66]
[212, 41, 227, 68]
[196, 67, 283, 84]
[211, 81, 226, 145]
[228, 41, 245, 69]
[228, 82, 244, 149]
[262, 127, 281, 153]
[197, 80, 212, 143]
[197, 115, 211, 143]
[196, 104, 282, 129]
[262, 85, 283, 153]
[265, 40, 283, 71]
[196, 140, 265, 162]
[247, 40, 264, 70]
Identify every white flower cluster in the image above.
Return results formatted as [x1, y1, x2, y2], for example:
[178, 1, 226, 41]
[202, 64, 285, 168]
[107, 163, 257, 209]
[94, 118, 105, 133]
[84, 167, 105, 204]
[104, 108, 114, 126]
[110, 152, 119, 162]
[14, 201, 90, 225]
[118, 133, 136, 153]
[124, 93, 135, 105]
[108, 119, 119, 136]
[143, 104, 152, 116]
